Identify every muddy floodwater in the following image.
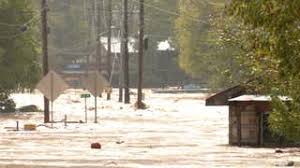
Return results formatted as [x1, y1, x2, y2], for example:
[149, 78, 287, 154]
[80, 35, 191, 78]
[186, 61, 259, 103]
[0, 90, 299, 167]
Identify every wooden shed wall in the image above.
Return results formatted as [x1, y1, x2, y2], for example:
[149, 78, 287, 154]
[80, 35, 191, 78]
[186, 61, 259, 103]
[229, 101, 269, 146]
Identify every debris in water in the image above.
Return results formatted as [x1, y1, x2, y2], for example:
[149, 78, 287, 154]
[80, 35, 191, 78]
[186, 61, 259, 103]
[91, 143, 101, 149]
[116, 141, 125, 144]
[287, 161, 295, 166]
[24, 124, 36, 131]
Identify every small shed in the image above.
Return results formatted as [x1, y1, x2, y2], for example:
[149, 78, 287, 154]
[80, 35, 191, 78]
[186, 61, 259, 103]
[205, 85, 246, 106]
[228, 95, 289, 147]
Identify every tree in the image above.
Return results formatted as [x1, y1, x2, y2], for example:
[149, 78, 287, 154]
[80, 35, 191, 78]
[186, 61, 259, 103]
[46, 0, 90, 70]
[0, 0, 41, 112]
[175, 0, 245, 89]
[228, 0, 300, 140]
[140, 0, 181, 87]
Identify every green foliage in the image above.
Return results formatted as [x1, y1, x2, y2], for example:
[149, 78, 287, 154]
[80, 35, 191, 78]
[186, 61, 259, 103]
[145, 0, 177, 42]
[47, 0, 90, 70]
[132, 0, 189, 87]
[228, 0, 300, 140]
[175, 0, 212, 77]
[175, 0, 248, 89]
[0, 89, 16, 113]
[0, 0, 41, 91]
[0, 0, 40, 112]
[269, 97, 300, 141]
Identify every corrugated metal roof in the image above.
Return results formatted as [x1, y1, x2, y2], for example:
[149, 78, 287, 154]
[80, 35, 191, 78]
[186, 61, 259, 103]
[229, 95, 290, 102]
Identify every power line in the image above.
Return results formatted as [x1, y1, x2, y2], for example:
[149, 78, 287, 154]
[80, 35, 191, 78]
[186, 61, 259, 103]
[0, 8, 42, 27]
[0, 20, 39, 40]
[55, 0, 211, 25]
[0, 11, 42, 39]
[130, 0, 209, 25]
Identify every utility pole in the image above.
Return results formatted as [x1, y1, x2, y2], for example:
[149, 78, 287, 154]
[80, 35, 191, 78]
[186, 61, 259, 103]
[96, 1, 102, 74]
[86, 0, 92, 78]
[137, 0, 144, 109]
[119, 1, 124, 103]
[123, 0, 130, 104]
[96, 0, 103, 98]
[41, 0, 49, 123]
[106, 0, 112, 100]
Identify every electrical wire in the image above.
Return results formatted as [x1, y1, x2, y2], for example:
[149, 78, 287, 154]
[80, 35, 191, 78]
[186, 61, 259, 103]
[0, 7, 43, 27]
[0, 8, 43, 39]
[0, 18, 40, 40]
[130, 0, 209, 25]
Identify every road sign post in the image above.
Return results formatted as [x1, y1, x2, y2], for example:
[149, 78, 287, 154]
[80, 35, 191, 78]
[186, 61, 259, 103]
[81, 93, 91, 123]
[36, 71, 69, 124]
[82, 71, 110, 124]
[94, 72, 98, 123]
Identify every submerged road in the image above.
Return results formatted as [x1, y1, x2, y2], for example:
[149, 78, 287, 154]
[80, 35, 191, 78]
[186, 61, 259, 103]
[0, 90, 297, 167]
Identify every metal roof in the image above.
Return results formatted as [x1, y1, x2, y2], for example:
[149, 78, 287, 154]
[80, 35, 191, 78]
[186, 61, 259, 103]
[229, 95, 290, 102]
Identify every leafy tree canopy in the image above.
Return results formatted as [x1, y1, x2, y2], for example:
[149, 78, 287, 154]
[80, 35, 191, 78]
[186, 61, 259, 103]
[175, 0, 245, 89]
[0, 0, 41, 111]
[228, 0, 300, 140]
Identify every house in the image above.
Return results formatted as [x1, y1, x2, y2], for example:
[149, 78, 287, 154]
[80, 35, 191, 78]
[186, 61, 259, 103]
[228, 95, 290, 147]
[60, 37, 137, 88]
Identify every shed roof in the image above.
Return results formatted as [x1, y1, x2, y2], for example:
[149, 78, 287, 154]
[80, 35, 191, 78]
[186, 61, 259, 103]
[205, 85, 246, 106]
[229, 95, 290, 102]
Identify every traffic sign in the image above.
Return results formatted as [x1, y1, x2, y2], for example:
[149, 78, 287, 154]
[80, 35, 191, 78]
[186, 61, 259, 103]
[36, 70, 69, 102]
[82, 71, 110, 97]
[81, 71, 111, 123]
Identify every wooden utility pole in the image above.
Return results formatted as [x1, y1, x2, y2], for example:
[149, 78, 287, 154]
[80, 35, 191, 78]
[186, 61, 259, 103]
[96, 1, 102, 73]
[41, 0, 49, 123]
[86, 0, 92, 78]
[123, 0, 130, 104]
[137, 0, 144, 109]
[119, 1, 124, 103]
[95, 0, 102, 98]
[106, 0, 112, 100]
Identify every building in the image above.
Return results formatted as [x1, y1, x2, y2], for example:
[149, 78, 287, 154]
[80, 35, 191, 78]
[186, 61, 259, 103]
[205, 85, 246, 106]
[228, 95, 290, 147]
[60, 37, 136, 88]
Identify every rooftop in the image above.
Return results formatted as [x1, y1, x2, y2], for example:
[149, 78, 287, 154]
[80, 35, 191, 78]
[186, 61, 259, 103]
[229, 95, 290, 102]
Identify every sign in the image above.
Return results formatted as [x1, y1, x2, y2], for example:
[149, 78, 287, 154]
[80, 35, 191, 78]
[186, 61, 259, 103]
[81, 94, 91, 98]
[82, 71, 110, 123]
[82, 71, 110, 97]
[36, 71, 69, 102]
[81, 93, 90, 123]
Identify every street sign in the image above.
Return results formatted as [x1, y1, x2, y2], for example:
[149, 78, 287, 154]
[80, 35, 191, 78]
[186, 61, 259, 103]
[36, 70, 69, 123]
[36, 70, 69, 102]
[82, 71, 110, 97]
[81, 94, 91, 98]
[80, 93, 91, 123]
[82, 71, 111, 123]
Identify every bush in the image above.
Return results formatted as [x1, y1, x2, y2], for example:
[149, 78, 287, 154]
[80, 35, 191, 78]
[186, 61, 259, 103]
[0, 91, 16, 113]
